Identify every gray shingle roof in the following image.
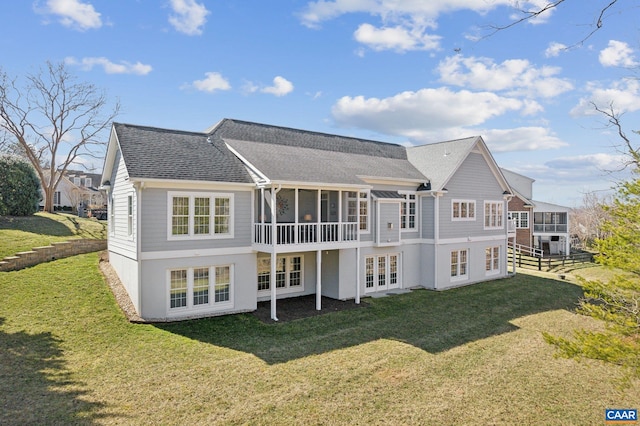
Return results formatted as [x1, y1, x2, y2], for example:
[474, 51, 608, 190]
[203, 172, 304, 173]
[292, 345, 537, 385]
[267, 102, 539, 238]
[211, 119, 408, 159]
[113, 123, 253, 183]
[211, 119, 427, 185]
[407, 136, 479, 191]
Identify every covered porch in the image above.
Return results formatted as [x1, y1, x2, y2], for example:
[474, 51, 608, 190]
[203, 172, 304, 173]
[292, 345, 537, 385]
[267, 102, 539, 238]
[253, 186, 368, 250]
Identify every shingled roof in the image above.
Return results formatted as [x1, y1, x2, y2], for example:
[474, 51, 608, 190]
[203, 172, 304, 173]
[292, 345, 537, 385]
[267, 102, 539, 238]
[210, 119, 426, 185]
[111, 123, 253, 183]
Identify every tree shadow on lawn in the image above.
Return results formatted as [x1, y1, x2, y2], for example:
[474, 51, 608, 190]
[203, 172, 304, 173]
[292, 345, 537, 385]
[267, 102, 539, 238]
[0, 215, 75, 237]
[0, 318, 116, 425]
[156, 276, 584, 365]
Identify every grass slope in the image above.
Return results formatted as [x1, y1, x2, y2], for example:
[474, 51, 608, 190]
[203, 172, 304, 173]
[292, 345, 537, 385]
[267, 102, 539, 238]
[1, 255, 637, 425]
[0, 212, 106, 259]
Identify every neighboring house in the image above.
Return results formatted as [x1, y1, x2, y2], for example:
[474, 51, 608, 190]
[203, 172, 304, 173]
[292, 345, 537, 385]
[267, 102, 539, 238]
[41, 170, 106, 212]
[101, 119, 514, 322]
[502, 168, 571, 256]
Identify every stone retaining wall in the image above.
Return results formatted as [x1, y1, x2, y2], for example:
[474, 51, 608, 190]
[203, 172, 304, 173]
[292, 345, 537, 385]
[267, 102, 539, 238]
[0, 239, 107, 272]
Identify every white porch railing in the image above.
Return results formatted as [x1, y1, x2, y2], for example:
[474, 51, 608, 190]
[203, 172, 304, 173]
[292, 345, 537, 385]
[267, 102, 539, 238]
[507, 218, 517, 234]
[254, 222, 358, 246]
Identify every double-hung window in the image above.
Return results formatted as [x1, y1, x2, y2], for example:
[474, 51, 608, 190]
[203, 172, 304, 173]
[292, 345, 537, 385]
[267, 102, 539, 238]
[168, 192, 233, 239]
[257, 255, 304, 293]
[452, 200, 475, 221]
[127, 195, 133, 236]
[450, 249, 468, 281]
[484, 201, 504, 229]
[401, 193, 417, 230]
[169, 265, 233, 312]
[510, 211, 529, 228]
[485, 246, 500, 275]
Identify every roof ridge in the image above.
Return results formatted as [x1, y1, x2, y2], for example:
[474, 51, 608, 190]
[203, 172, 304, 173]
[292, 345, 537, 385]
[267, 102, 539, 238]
[114, 122, 206, 137]
[216, 118, 405, 148]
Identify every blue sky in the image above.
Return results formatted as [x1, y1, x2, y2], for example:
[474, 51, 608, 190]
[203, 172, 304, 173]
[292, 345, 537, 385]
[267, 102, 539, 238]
[1, 0, 639, 205]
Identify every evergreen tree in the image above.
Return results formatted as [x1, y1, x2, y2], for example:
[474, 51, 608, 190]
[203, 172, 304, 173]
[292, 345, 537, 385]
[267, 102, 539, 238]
[544, 173, 640, 380]
[0, 154, 41, 216]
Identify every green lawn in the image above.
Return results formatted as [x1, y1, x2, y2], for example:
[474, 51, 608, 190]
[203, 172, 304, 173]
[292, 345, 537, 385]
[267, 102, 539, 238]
[0, 212, 106, 259]
[1, 255, 638, 425]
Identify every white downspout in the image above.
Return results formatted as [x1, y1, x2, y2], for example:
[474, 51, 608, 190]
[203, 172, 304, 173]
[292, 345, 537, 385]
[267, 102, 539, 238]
[432, 192, 440, 290]
[270, 184, 281, 321]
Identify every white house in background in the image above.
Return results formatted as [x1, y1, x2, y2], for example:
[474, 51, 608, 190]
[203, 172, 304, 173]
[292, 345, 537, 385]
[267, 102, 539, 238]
[41, 170, 106, 211]
[502, 168, 571, 256]
[101, 119, 514, 322]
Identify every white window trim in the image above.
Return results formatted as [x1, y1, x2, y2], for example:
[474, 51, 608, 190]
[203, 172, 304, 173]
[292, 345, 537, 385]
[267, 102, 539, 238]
[127, 195, 133, 237]
[109, 196, 115, 236]
[399, 191, 417, 231]
[484, 200, 504, 230]
[511, 211, 529, 229]
[359, 190, 370, 234]
[167, 264, 234, 314]
[167, 191, 234, 240]
[257, 255, 305, 296]
[485, 246, 500, 276]
[451, 199, 476, 221]
[450, 249, 469, 282]
[364, 253, 401, 293]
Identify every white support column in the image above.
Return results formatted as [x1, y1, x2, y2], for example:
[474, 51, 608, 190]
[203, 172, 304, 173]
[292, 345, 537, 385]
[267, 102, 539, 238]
[355, 246, 360, 304]
[316, 250, 322, 311]
[270, 186, 279, 321]
[316, 250, 322, 310]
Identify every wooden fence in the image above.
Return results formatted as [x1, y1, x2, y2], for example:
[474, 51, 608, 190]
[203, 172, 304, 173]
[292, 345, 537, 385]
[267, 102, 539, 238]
[509, 249, 594, 271]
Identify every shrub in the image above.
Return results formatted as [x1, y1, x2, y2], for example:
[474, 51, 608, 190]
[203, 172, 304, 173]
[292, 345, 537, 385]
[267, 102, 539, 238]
[0, 154, 41, 216]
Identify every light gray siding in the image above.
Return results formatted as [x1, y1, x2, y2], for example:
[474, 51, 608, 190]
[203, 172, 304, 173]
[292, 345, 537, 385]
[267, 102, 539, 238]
[140, 253, 257, 321]
[438, 153, 507, 240]
[108, 149, 137, 259]
[377, 201, 401, 245]
[421, 195, 435, 239]
[434, 239, 507, 290]
[321, 250, 340, 299]
[140, 188, 252, 253]
[109, 250, 140, 312]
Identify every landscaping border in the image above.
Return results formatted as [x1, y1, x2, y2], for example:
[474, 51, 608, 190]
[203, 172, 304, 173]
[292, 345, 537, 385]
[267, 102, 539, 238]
[0, 239, 107, 272]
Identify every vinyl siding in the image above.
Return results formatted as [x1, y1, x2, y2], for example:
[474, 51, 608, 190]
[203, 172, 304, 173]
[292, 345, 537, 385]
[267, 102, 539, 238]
[140, 188, 252, 253]
[377, 201, 401, 244]
[108, 149, 137, 259]
[421, 195, 435, 239]
[438, 153, 507, 240]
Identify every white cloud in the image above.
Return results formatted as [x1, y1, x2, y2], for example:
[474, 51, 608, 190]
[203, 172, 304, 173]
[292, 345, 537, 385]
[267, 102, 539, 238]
[65, 57, 152, 75]
[188, 72, 231, 93]
[168, 0, 210, 35]
[544, 42, 567, 58]
[437, 55, 573, 99]
[261, 76, 294, 97]
[332, 87, 527, 140]
[354, 23, 441, 51]
[544, 153, 627, 171]
[570, 79, 640, 116]
[599, 40, 638, 67]
[482, 127, 568, 152]
[41, 0, 102, 31]
[300, 0, 511, 28]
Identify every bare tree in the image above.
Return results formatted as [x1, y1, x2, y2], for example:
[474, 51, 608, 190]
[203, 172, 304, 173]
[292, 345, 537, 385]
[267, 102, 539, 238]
[570, 191, 612, 248]
[0, 61, 119, 213]
[486, 0, 622, 46]
[593, 102, 640, 169]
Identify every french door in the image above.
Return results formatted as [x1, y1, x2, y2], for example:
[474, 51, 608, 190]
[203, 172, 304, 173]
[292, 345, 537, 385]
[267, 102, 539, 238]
[365, 254, 400, 293]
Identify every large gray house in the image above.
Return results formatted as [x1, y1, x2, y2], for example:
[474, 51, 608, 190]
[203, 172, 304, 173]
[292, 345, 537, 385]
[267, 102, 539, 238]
[101, 119, 515, 322]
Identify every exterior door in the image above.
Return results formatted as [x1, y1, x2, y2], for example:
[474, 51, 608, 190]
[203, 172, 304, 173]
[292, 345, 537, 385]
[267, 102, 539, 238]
[365, 254, 400, 293]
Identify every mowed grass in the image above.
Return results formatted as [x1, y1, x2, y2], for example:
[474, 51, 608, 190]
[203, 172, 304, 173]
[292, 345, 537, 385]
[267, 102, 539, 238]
[1, 255, 638, 425]
[0, 212, 106, 259]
